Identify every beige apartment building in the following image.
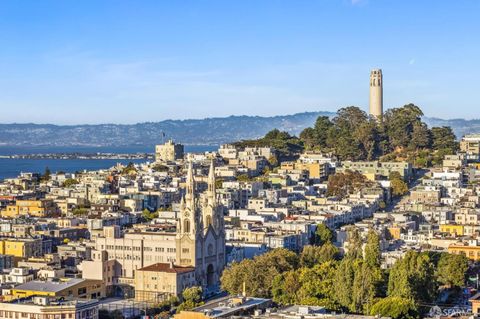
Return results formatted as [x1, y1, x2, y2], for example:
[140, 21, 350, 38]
[0, 297, 99, 319]
[338, 161, 412, 181]
[460, 134, 480, 156]
[410, 187, 441, 204]
[134, 263, 195, 302]
[155, 140, 184, 162]
[280, 161, 328, 180]
[443, 154, 466, 170]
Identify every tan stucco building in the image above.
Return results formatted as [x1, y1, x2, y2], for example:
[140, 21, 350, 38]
[155, 140, 184, 162]
[134, 262, 195, 302]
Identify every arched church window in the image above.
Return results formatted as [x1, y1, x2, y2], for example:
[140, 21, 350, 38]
[184, 219, 190, 233]
[208, 243, 214, 256]
[206, 215, 212, 228]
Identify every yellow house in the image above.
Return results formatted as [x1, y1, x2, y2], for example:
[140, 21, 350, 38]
[280, 162, 327, 180]
[387, 227, 402, 240]
[1, 199, 56, 218]
[440, 224, 464, 236]
[8, 278, 104, 301]
[0, 238, 43, 259]
[448, 244, 480, 261]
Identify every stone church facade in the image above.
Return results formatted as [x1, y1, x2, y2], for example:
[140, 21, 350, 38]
[176, 161, 226, 290]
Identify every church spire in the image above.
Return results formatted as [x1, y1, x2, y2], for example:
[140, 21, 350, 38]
[207, 159, 216, 203]
[185, 161, 195, 206]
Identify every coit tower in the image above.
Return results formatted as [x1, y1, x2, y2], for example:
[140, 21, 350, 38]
[369, 69, 383, 120]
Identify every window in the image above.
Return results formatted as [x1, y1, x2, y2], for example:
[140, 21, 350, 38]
[184, 220, 190, 233]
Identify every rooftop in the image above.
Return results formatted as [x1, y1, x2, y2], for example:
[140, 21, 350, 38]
[14, 278, 87, 293]
[191, 295, 270, 318]
[138, 262, 195, 274]
[7, 296, 98, 307]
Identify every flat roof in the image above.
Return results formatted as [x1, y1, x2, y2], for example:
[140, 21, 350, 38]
[14, 278, 87, 293]
[192, 296, 270, 318]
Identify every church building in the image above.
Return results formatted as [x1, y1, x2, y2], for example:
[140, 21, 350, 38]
[81, 161, 226, 301]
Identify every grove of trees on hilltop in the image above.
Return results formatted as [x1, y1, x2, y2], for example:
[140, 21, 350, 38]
[299, 104, 458, 163]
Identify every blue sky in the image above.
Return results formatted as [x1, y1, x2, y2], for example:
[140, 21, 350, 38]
[0, 0, 479, 124]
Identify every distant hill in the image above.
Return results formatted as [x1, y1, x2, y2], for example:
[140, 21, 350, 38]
[422, 117, 480, 139]
[0, 111, 478, 147]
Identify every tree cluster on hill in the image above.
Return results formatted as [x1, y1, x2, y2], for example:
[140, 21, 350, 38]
[121, 162, 137, 175]
[233, 128, 303, 159]
[63, 178, 79, 188]
[235, 104, 458, 167]
[299, 104, 458, 164]
[220, 228, 469, 319]
[326, 170, 374, 199]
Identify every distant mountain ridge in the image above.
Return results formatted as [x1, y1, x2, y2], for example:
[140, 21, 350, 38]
[0, 111, 478, 147]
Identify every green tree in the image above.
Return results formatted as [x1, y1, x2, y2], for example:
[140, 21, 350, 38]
[383, 104, 424, 150]
[272, 270, 301, 305]
[41, 167, 51, 182]
[356, 119, 381, 160]
[327, 170, 372, 199]
[142, 209, 158, 222]
[370, 296, 418, 319]
[177, 286, 203, 311]
[300, 127, 319, 150]
[409, 122, 431, 150]
[352, 261, 378, 314]
[391, 178, 409, 197]
[364, 230, 381, 269]
[435, 253, 468, 288]
[346, 227, 363, 259]
[221, 248, 298, 298]
[72, 207, 89, 216]
[315, 224, 333, 245]
[268, 155, 279, 167]
[237, 174, 250, 182]
[431, 126, 458, 152]
[152, 164, 169, 172]
[334, 257, 356, 311]
[313, 116, 334, 144]
[297, 261, 340, 310]
[300, 243, 339, 268]
[220, 259, 256, 296]
[325, 106, 373, 161]
[122, 162, 137, 175]
[388, 251, 437, 304]
[215, 178, 224, 189]
[63, 178, 79, 188]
